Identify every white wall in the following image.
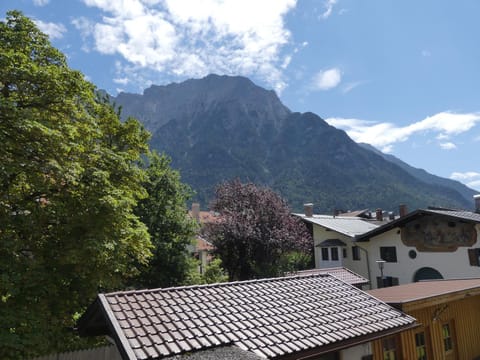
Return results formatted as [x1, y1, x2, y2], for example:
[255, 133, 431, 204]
[363, 224, 480, 289]
[312, 225, 370, 283]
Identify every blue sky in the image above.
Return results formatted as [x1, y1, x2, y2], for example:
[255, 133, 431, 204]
[3, 0, 480, 192]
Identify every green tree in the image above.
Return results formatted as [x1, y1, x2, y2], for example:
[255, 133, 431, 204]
[133, 152, 198, 288]
[205, 179, 312, 281]
[0, 11, 152, 358]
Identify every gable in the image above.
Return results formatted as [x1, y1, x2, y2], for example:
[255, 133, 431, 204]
[401, 214, 477, 252]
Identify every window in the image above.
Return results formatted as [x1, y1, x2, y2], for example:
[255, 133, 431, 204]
[377, 276, 399, 288]
[331, 247, 339, 261]
[468, 248, 480, 266]
[321, 247, 329, 261]
[342, 247, 347, 258]
[415, 331, 428, 360]
[380, 246, 397, 262]
[382, 335, 400, 360]
[352, 246, 361, 261]
[442, 322, 454, 353]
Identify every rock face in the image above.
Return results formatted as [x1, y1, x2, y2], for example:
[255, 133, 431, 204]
[114, 74, 476, 212]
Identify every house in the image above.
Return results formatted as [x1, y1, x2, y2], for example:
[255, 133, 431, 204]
[368, 278, 480, 359]
[188, 203, 218, 274]
[77, 273, 417, 359]
[294, 204, 389, 287]
[296, 196, 480, 289]
[355, 205, 480, 288]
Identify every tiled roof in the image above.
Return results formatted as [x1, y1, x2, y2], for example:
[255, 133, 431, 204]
[368, 278, 480, 306]
[290, 267, 369, 286]
[78, 274, 416, 359]
[195, 237, 214, 252]
[425, 208, 480, 222]
[355, 208, 480, 242]
[189, 210, 220, 224]
[293, 214, 379, 237]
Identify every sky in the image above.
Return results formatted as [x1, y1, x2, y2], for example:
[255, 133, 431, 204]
[2, 0, 480, 192]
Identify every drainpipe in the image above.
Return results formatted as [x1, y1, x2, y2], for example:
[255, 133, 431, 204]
[355, 240, 372, 290]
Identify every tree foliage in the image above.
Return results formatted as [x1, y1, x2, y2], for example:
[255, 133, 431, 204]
[132, 152, 198, 288]
[205, 179, 312, 281]
[0, 11, 152, 358]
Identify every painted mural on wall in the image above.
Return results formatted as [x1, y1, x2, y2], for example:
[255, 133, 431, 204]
[401, 216, 477, 252]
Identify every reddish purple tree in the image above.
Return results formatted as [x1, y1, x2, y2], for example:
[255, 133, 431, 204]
[205, 179, 312, 280]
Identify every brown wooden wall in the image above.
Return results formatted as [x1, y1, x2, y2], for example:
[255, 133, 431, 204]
[372, 295, 480, 359]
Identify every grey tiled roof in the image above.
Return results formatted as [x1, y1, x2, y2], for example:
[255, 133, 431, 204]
[294, 214, 379, 237]
[355, 208, 480, 241]
[79, 274, 415, 359]
[291, 267, 369, 286]
[425, 208, 480, 222]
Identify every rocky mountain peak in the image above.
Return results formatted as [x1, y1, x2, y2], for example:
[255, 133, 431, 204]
[116, 74, 290, 133]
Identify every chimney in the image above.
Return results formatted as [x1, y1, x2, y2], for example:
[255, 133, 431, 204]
[474, 195, 480, 214]
[304, 203, 314, 217]
[376, 208, 383, 221]
[191, 202, 200, 222]
[399, 204, 407, 217]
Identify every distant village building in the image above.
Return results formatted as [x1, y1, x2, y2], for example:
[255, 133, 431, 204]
[295, 196, 480, 289]
[188, 203, 217, 274]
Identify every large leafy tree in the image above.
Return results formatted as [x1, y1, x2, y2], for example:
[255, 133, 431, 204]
[205, 179, 312, 281]
[133, 152, 198, 288]
[0, 11, 152, 358]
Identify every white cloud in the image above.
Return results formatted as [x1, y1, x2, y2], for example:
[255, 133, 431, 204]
[34, 20, 67, 39]
[33, 0, 50, 6]
[319, 0, 337, 19]
[439, 142, 456, 150]
[342, 81, 363, 94]
[450, 172, 480, 190]
[312, 67, 341, 90]
[71, 17, 95, 52]
[77, 0, 297, 93]
[467, 180, 480, 190]
[326, 111, 480, 152]
[451, 171, 480, 180]
[113, 77, 130, 85]
[421, 49, 431, 57]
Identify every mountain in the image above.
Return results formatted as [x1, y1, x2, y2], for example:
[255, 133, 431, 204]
[358, 143, 477, 207]
[114, 74, 477, 213]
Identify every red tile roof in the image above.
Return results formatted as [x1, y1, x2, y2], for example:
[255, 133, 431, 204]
[368, 278, 480, 306]
[79, 274, 415, 359]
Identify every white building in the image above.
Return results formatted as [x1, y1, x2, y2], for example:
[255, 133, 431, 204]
[296, 196, 480, 289]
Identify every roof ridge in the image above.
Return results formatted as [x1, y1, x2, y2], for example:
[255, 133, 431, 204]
[102, 273, 332, 296]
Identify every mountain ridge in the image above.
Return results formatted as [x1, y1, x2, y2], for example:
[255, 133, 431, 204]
[113, 74, 477, 213]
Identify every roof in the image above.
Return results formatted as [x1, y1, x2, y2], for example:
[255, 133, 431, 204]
[294, 214, 378, 238]
[78, 274, 416, 360]
[195, 237, 214, 252]
[337, 209, 370, 218]
[189, 210, 219, 224]
[367, 278, 480, 308]
[290, 267, 369, 286]
[355, 208, 480, 242]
